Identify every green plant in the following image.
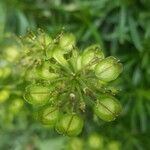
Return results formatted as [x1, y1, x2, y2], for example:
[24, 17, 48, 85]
[0, 0, 149, 149]
[20, 31, 123, 136]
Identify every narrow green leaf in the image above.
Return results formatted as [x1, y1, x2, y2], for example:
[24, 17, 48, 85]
[129, 16, 142, 51]
[0, 2, 6, 40]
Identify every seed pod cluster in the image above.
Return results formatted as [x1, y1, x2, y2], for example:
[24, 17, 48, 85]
[22, 31, 123, 136]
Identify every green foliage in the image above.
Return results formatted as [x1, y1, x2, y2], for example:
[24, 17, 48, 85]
[0, 0, 149, 149]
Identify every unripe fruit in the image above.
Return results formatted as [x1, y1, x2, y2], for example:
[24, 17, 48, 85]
[24, 85, 50, 106]
[59, 33, 76, 53]
[94, 96, 122, 122]
[56, 114, 84, 136]
[38, 106, 59, 127]
[95, 56, 123, 82]
[52, 46, 69, 66]
[81, 44, 104, 68]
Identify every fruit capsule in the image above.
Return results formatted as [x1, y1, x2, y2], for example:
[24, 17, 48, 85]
[94, 96, 122, 122]
[59, 33, 76, 53]
[95, 56, 123, 82]
[38, 106, 59, 127]
[24, 85, 51, 106]
[56, 114, 84, 136]
[81, 44, 104, 68]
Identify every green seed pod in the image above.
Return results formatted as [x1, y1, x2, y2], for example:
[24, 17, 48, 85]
[38, 106, 59, 127]
[24, 85, 50, 106]
[52, 47, 69, 67]
[88, 133, 104, 150]
[56, 114, 84, 136]
[0, 90, 10, 103]
[94, 96, 122, 122]
[81, 44, 104, 68]
[95, 56, 123, 82]
[36, 62, 59, 80]
[59, 33, 76, 53]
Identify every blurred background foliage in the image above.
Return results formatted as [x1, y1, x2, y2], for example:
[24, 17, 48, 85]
[0, 0, 150, 149]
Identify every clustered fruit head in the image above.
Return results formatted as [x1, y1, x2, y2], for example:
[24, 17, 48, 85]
[22, 30, 123, 136]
